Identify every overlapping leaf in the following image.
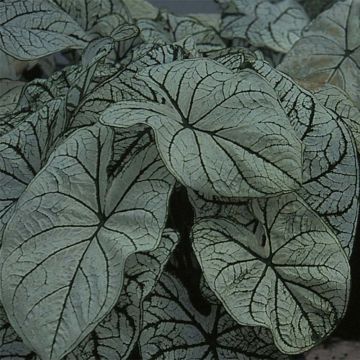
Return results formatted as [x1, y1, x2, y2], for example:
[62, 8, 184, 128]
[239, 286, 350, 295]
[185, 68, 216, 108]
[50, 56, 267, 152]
[163, 12, 226, 53]
[65, 38, 115, 120]
[192, 192, 350, 354]
[200, 275, 220, 305]
[18, 67, 80, 112]
[108, 126, 153, 178]
[25, 37, 112, 111]
[72, 44, 188, 127]
[279, 0, 360, 107]
[314, 84, 360, 152]
[140, 272, 290, 359]
[136, 11, 224, 56]
[0, 0, 88, 60]
[0, 79, 25, 136]
[206, 47, 257, 72]
[92, 19, 138, 43]
[0, 80, 24, 114]
[0, 124, 175, 360]
[0, 306, 37, 359]
[100, 58, 303, 198]
[137, 18, 171, 45]
[220, 0, 309, 53]
[252, 60, 359, 255]
[0, 1, 357, 359]
[16, 38, 115, 131]
[50, 0, 138, 40]
[0, 99, 66, 240]
[188, 189, 256, 230]
[67, 229, 178, 360]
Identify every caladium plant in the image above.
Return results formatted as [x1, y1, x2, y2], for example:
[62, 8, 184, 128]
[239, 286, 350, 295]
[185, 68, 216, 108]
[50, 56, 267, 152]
[0, 0, 359, 359]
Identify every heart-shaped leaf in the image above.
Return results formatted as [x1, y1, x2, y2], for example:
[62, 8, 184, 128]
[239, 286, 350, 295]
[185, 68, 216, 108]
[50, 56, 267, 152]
[192, 193, 350, 354]
[100, 58, 303, 198]
[220, 0, 309, 53]
[279, 0, 360, 107]
[0, 124, 175, 360]
[0, 0, 88, 60]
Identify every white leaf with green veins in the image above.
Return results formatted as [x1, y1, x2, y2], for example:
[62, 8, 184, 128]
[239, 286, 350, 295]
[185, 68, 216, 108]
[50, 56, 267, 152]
[81, 38, 114, 66]
[252, 60, 359, 256]
[314, 84, 360, 153]
[91, 17, 139, 42]
[278, 0, 360, 107]
[72, 44, 187, 127]
[188, 189, 257, 232]
[50, 0, 133, 39]
[220, 0, 309, 53]
[173, 35, 200, 57]
[0, 124, 175, 360]
[66, 229, 179, 360]
[123, 0, 159, 20]
[65, 38, 114, 117]
[199, 275, 220, 305]
[136, 15, 212, 56]
[140, 272, 290, 360]
[109, 23, 139, 43]
[18, 66, 81, 112]
[188, 13, 222, 31]
[16, 39, 114, 131]
[108, 126, 153, 179]
[0, 112, 29, 139]
[207, 47, 257, 72]
[0, 80, 24, 110]
[18, 37, 115, 114]
[0, 100, 66, 241]
[163, 12, 226, 53]
[100, 58, 303, 198]
[192, 192, 350, 354]
[0, 79, 27, 137]
[188, 189, 274, 264]
[137, 18, 172, 45]
[0, 0, 88, 60]
[0, 306, 37, 359]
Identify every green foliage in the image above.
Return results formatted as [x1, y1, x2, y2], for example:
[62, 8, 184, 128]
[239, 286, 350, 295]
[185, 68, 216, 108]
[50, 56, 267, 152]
[0, 0, 359, 359]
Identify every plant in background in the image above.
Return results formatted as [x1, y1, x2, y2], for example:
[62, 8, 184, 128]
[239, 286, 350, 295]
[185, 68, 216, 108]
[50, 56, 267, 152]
[0, 0, 359, 359]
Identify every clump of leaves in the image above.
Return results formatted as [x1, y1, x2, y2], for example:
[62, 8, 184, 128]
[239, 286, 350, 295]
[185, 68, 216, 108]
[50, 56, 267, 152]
[0, 0, 359, 359]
